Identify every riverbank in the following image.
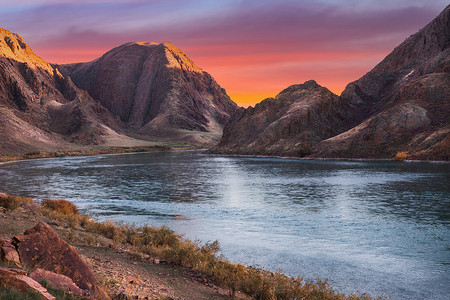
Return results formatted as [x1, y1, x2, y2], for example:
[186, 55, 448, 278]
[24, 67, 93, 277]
[0, 193, 379, 299]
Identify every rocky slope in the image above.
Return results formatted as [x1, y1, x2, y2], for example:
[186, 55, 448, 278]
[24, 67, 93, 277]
[214, 80, 350, 156]
[58, 42, 238, 144]
[214, 5, 450, 160]
[0, 28, 122, 155]
[314, 4, 450, 160]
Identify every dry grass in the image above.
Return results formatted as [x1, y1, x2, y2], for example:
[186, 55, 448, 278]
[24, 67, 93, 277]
[0, 194, 33, 210]
[1, 194, 382, 299]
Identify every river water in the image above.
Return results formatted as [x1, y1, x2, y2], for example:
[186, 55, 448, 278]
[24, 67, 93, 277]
[0, 150, 448, 299]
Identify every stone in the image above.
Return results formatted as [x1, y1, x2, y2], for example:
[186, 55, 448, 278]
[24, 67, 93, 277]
[13, 222, 110, 299]
[0, 267, 55, 300]
[30, 268, 84, 297]
[0, 193, 8, 199]
[0, 238, 20, 266]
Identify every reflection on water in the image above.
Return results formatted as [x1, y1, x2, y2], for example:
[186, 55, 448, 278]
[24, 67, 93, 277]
[0, 151, 449, 299]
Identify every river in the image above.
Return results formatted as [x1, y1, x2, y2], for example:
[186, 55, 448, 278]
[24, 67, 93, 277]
[0, 150, 448, 299]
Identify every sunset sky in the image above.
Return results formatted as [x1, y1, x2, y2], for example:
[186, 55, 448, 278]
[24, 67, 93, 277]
[1, 0, 447, 107]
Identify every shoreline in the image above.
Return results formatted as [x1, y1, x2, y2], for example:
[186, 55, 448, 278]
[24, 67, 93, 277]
[0, 193, 380, 299]
[206, 152, 450, 164]
[2, 146, 448, 166]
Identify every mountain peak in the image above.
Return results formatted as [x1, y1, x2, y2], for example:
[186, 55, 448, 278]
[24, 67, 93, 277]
[0, 28, 53, 73]
[161, 42, 202, 73]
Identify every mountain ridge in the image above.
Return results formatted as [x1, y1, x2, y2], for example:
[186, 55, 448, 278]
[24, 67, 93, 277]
[213, 5, 450, 160]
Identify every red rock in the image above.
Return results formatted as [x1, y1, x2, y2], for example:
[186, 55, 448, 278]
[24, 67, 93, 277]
[0, 238, 20, 266]
[30, 268, 84, 296]
[13, 222, 110, 299]
[0, 266, 55, 300]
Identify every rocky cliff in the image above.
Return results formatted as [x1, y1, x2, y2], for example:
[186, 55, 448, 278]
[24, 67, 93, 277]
[58, 42, 238, 144]
[214, 5, 450, 160]
[314, 4, 450, 160]
[0, 28, 122, 155]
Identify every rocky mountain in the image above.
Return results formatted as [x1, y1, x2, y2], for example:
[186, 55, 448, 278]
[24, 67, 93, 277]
[214, 5, 450, 160]
[0, 29, 238, 156]
[0, 28, 122, 155]
[58, 42, 238, 144]
[214, 80, 351, 156]
[314, 4, 450, 160]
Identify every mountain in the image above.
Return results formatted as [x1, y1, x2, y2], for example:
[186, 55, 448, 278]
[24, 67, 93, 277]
[314, 4, 450, 160]
[214, 80, 351, 156]
[0, 28, 122, 155]
[57, 42, 238, 145]
[0, 29, 238, 156]
[214, 5, 450, 160]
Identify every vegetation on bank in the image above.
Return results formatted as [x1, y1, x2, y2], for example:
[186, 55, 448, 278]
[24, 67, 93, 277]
[1, 194, 381, 300]
[0, 146, 174, 163]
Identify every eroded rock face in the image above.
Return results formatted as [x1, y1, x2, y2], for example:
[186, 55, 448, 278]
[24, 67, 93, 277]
[213, 80, 351, 156]
[58, 42, 238, 144]
[0, 28, 122, 155]
[0, 267, 55, 300]
[13, 222, 110, 299]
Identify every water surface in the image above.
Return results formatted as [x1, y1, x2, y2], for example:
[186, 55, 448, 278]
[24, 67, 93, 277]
[0, 151, 449, 299]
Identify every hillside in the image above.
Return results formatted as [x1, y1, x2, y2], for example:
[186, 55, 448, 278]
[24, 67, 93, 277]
[213, 5, 450, 160]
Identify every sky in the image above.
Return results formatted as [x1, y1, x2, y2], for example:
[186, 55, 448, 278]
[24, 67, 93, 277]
[0, 0, 447, 107]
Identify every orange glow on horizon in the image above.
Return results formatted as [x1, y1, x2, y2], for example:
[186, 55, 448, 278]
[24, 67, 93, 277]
[32, 44, 384, 108]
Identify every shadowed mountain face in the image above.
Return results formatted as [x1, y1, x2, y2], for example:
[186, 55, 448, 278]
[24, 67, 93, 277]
[214, 5, 450, 160]
[0, 28, 121, 155]
[58, 42, 238, 144]
[314, 4, 450, 160]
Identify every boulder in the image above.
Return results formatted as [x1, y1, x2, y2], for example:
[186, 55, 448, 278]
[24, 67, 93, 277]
[30, 268, 84, 297]
[13, 222, 110, 299]
[0, 238, 20, 266]
[0, 266, 55, 300]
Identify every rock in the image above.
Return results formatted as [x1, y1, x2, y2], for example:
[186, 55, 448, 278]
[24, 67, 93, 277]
[0, 266, 55, 300]
[0, 238, 20, 266]
[13, 222, 110, 299]
[0, 193, 8, 199]
[30, 268, 85, 296]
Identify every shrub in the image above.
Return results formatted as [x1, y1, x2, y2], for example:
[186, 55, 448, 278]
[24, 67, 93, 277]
[394, 151, 409, 161]
[42, 199, 79, 215]
[0, 194, 33, 210]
